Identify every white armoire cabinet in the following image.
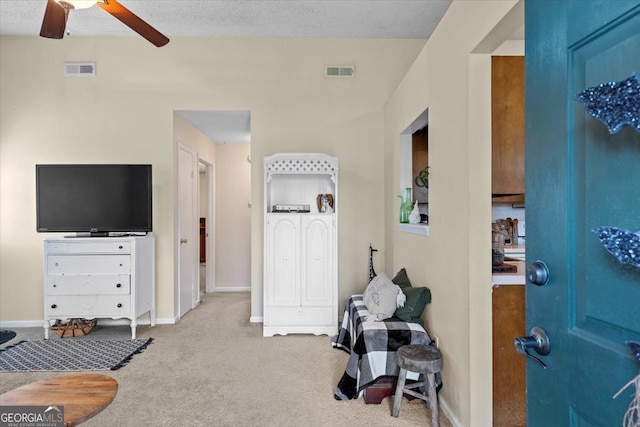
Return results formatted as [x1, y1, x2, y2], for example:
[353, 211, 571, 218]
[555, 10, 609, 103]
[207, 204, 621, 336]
[263, 153, 338, 337]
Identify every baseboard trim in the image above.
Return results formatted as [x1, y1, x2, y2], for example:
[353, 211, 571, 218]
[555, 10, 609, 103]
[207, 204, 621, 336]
[0, 320, 43, 328]
[211, 287, 251, 292]
[439, 395, 461, 427]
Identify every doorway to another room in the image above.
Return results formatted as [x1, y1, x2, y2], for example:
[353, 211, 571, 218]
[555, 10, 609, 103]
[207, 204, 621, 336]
[174, 110, 252, 319]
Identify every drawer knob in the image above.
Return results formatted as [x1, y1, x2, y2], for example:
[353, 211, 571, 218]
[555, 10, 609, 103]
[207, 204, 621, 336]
[119, 245, 124, 249]
[53, 284, 57, 288]
[51, 304, 57, 309]
[117, 303, 123, 308]
[54, 262, 59, 267]
[116, 283, 122, 288]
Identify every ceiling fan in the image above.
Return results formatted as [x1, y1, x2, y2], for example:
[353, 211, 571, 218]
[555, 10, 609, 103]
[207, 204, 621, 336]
[39, 0, 169, 47]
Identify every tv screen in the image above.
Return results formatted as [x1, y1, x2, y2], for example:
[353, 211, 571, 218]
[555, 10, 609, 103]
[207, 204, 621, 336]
[36, 164, 152, 235]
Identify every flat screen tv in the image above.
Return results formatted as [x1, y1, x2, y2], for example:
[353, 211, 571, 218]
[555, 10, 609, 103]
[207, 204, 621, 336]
[36, 164, 152, 236]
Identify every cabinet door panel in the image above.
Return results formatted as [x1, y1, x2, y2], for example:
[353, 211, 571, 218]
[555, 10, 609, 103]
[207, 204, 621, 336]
[301, 215, 334, 306]
[267, 215, 300, 306]
[492, 56, 525, 195]
[492, 285, 525, 426]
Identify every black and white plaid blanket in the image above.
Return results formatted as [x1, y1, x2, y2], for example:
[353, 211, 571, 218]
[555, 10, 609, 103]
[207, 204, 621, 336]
[332, 295, 440, 400]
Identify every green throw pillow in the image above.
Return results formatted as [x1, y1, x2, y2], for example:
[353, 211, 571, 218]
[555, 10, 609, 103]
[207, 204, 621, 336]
[395, 286, 431, 324]
[391, 268, 412, 289]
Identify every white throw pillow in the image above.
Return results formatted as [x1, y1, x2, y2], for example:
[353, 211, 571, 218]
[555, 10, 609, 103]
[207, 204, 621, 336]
[363, 272, 406, 321]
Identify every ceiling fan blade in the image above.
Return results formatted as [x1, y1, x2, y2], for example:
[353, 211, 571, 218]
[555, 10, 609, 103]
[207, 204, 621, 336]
[40, 0, 68, 39]
[97, 0, 169, 47]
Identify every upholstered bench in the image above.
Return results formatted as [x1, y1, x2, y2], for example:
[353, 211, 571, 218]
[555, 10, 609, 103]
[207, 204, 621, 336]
[332, 295, 441, 402]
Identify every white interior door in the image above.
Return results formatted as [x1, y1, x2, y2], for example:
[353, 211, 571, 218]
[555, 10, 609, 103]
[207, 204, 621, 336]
[178, 144, 196, 317]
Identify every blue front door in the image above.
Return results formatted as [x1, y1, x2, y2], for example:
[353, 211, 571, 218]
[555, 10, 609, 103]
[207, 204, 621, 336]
[525, 1, 640, 425]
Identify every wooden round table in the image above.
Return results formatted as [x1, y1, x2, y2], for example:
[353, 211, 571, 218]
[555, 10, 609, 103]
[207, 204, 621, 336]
[0, 373, 118, 426]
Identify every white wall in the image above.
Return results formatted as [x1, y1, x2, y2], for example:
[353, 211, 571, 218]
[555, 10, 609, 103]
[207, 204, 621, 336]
[215, 143, 251, 291]
[0, 36, 424, 325]
[383, 1, 522, 425]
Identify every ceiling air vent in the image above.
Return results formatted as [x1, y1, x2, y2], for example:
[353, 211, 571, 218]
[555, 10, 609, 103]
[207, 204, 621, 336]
[325, 65, 355, 78]
[64, 62, 96, 77]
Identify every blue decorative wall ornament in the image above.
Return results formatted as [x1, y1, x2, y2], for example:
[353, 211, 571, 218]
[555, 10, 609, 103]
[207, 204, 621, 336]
[575, 73, 640, 134]
[592, 226, 640, 269]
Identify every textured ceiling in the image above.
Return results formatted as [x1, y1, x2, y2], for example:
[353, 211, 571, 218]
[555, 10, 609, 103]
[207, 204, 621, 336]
[0, 0, 452, 39]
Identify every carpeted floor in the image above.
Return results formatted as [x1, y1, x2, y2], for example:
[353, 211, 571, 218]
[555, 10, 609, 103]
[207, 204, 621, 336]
[0, 293, 452, 426]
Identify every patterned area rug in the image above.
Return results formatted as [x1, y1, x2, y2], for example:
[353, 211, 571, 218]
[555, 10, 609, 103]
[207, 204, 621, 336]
[0, 330, 16, 345]
[0, 339, 153, 372]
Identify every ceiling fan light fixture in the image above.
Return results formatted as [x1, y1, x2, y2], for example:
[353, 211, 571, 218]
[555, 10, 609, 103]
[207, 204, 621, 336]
[42, 0, 168, 47]
[55, 0, 98, 10]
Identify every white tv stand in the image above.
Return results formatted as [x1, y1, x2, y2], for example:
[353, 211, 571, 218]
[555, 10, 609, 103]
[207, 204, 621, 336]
[43, 234, 155, 339]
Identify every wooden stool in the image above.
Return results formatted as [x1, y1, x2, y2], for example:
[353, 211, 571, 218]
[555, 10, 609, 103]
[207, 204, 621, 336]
[391, 344, 443, 427]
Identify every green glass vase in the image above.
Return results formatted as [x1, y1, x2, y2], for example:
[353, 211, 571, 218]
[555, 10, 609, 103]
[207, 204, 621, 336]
[398, 188, 413, 223]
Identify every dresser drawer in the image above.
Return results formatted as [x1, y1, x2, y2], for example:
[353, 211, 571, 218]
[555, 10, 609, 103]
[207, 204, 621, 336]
[46, 275, 130, 295]
[47, 241, 131, 254]
[47, 295, 131, 317]
[47, 255, 131, 275]
[267, 306, 334, 326]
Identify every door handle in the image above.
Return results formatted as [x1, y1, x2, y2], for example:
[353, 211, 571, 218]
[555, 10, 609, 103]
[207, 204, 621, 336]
[514, 326, 550, 369]
[527, 261, 549, 286]
[180, 238, 188, 244]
